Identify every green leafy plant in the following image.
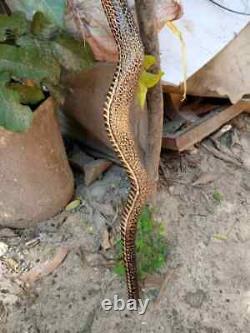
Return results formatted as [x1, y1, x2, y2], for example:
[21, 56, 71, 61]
[212, 190, 224, 204]
[5, 0, 66, 28]
[114, 206, 168, 280]
[137, 55, 164, 108]
[0, 72, 33, 132]
[0, 11, 94, 133]
[0, 11, 29, 40]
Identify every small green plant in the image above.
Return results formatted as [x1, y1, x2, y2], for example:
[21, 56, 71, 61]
[212, 190, 224, 204]
[114, 206, 168, 280]
[0, 11, 94, 132]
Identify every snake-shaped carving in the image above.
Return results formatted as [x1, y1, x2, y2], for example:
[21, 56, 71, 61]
[101, 0, 151, 300]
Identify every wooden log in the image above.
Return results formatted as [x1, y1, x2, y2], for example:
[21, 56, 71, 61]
[135, 0, 164, 193]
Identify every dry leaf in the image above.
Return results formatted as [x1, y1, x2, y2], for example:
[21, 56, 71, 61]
[213, 234, 228, 241]
[101, 229, 111, 251]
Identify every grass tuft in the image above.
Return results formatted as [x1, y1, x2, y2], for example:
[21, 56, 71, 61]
[212, 190, 224, 204]
[114, 206, 168, 280]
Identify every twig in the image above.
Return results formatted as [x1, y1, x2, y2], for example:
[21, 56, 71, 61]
[211, 138, 242, 163]
[201, 143, 243, 168]
[135, 0, 164, 189]
[20, 247, 69, 285]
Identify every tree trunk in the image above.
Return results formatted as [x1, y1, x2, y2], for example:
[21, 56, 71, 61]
[135, 0, 164, 194]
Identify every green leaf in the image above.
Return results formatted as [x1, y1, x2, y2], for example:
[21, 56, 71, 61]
[140, 70, 164, 89]
[5, 0, 65, 28]
[0, 72, 10, 86]
[65, 199, 81, 211]
[137, 81, 148, 108]
[31, 11, 59, 39]
[0, 44, 60, 84]
[8, 82, 45, 105]
[143, 55, 156, 70]
[0, 12, 29, 41]
[52, 34, 95, 72]
[0, 73, 33, 132]
[137, 70, 163, 108]
[137, 55, 164, 108]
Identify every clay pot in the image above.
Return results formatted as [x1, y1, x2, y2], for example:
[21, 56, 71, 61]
[0, 97, 74, 228]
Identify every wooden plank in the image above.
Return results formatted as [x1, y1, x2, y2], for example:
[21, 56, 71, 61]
[243, 100, 250, 113]
[162, 101, 250, 151]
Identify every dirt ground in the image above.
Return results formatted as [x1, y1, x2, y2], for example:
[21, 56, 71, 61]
[0, 113, 250, 333]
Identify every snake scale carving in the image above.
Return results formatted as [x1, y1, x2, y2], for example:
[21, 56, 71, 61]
[101, 0, 151, 300]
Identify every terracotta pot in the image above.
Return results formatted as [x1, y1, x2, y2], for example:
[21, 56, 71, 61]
[0, 97, 74, 228]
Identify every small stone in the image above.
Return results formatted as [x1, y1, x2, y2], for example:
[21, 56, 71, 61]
[84, 159, 112, 186]
[169, 186, 175, 194]
[69, 149, 112, 186]
[0, 228, 17, 238]
[0, 242, 8, 257]
[91, 202, 114, 217]
[187, 146, 198, 155]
